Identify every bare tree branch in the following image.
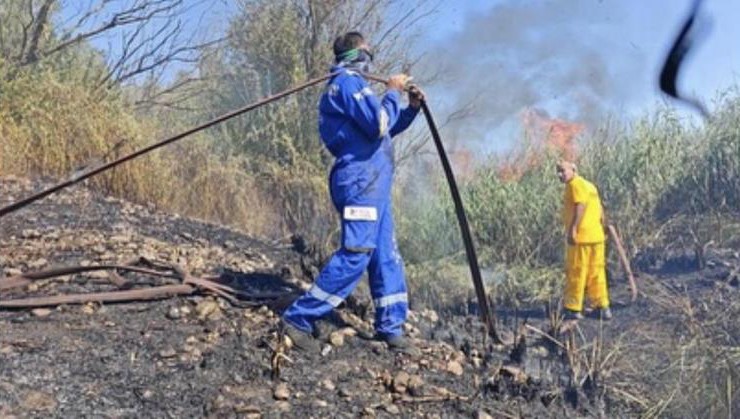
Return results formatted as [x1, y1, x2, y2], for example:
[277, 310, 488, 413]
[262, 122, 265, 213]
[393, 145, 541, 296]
[36, 0, 184, 63]
[0, 0, 226, 106]
[23, 0, 55, 64]
[114, 35, 225, 87]
[17, 0, 36, 62]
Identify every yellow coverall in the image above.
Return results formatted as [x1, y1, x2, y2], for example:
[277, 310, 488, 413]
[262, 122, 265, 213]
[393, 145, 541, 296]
[562, 175, 609, 312]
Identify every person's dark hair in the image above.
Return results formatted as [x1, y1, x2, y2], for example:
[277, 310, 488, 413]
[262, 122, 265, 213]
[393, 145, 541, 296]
[333, 32, 365, 59]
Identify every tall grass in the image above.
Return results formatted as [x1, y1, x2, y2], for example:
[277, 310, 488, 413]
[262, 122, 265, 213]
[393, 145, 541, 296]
[0, 69, 281, 236]
[398, 91, 740, 306]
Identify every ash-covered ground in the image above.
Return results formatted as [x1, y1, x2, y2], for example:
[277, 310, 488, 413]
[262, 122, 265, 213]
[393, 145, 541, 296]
[1, 176, 737, 418]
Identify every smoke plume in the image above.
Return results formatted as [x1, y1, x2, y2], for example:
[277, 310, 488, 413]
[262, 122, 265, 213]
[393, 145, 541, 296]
[423, 0, 647, 149]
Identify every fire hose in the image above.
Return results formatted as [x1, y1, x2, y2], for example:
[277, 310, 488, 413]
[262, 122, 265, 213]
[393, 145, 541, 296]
[364, 74, 497, 340]
[0, 72, 500, 341]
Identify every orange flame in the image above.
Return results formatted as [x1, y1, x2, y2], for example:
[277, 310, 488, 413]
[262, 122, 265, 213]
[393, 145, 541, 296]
[498, 108, 584, 181]
[449, 147, 475, 182]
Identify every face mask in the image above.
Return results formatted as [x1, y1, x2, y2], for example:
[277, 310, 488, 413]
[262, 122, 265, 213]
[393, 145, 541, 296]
[357, 48, 374, 63]
[337, 47, 374, 72]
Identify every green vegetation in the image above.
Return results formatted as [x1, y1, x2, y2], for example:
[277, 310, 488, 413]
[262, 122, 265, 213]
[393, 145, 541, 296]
[399, 100, 740, 309]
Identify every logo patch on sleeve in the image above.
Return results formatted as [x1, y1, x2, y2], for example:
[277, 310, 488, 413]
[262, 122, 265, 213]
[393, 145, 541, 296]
[343, 206, 378, 221]
[352, 87, 374, 101]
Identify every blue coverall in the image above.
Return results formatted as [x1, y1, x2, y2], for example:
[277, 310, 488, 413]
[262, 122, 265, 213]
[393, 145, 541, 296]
[282, 65, 419, 338]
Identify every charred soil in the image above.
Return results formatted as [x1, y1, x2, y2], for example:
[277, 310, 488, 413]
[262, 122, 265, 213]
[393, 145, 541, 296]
[1, 176, 738, 418]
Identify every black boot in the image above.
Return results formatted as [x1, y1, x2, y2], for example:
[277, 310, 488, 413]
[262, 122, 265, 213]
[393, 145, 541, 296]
[598, 307, 613, 321]
[563, 309, 584, 321]
[282, 320, 320, 353]
[383, 335, 420, 356]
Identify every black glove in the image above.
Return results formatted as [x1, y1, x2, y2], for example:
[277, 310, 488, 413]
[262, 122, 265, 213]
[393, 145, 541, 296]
[408, 84, 426, 108]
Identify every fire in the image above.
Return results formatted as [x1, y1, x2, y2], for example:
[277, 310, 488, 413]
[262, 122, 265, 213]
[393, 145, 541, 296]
[498, 108, 584, 181]
[522, 108, 583, 162]
[449, 147, 475, 182]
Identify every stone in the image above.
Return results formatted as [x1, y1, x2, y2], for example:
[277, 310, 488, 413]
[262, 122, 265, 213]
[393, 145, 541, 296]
[85, 270, 109, 280]
[403, 323, 420, 337]
[393, 371, 410, 394]
[476, 410, 494, 419]
[273, 383, 290, 400]
[234, 404, 261, 415]
[329, 331, 345, 347]
[27, 258, 48, 270]
[321, 379, 335, 391]
[421, 309, 439, 323]
[451, 350, 466, 363]
[81, 303, 97, 315]
[446, 360, 464, 376]
[204, 331, 220, 344]
[31, 308, 52, 318]
[166, 307, 182, 320]
[532, 346, 549, 357]
[407, 375, 425, 396]
[159, 348, 177, 358]
[196, 300, 220, 320]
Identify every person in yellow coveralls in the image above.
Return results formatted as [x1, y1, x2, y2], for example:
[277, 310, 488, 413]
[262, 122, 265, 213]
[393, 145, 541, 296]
[556, 160, 612, 321]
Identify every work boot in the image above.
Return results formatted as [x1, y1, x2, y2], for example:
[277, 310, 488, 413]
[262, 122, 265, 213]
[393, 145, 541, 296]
[563, 309, 584, 321]
[597, 307, 613, 321]
[282, 321, 320, 353]
[383, 335, 420, 356]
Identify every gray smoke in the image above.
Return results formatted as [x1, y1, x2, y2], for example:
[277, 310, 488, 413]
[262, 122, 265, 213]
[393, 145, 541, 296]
[422, 0, 649, 149]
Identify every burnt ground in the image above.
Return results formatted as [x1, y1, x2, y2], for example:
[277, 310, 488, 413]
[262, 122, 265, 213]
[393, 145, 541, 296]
[0, 175, 738, 418]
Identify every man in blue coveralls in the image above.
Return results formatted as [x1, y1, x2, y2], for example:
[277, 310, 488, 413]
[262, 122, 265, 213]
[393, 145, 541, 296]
[282, 31, 424, 355]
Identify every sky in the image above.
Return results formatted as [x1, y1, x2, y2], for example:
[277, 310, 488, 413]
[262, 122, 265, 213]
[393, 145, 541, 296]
[59, 0, 740, 154]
